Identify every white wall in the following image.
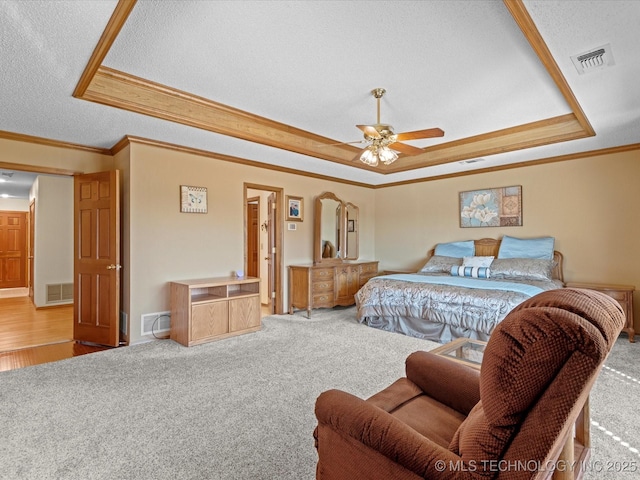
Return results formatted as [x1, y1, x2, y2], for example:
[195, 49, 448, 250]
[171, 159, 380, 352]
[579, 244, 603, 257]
[0, 198, 29, 211]
[30, 175, 73, 307]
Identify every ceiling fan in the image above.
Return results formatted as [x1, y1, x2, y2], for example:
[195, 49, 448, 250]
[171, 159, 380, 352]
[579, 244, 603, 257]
[352, 88, 444, 166]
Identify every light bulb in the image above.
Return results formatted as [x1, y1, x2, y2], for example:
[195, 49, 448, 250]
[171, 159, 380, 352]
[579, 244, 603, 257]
[359, 147, 379, 167]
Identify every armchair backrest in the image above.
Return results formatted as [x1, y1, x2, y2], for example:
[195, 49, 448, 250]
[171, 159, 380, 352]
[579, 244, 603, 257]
[449, 288, 624, 478]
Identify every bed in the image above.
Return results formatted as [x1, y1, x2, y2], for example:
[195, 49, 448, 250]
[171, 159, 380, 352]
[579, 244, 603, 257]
[355, 237, 564, 343]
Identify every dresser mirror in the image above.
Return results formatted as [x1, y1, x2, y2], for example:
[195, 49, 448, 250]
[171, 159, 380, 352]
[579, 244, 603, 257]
[344, 202, 359, 260]
[314, 192, 360, 264]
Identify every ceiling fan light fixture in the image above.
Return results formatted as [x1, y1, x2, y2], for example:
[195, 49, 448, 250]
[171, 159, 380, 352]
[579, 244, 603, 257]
[359, 145, 398, 167]
[379, 146, 398, 165]
[360, 147, 379, 167]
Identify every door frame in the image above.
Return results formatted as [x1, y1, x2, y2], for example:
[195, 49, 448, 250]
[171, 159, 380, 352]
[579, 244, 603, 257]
[246, 196, 260, 279]
[0, 162, 124, 338]
[243, 183, 284, 315]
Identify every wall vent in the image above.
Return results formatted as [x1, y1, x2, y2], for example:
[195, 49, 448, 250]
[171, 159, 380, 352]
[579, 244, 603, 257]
[46, 283, 73, 304]
[141, 311, 171, 337]
[571, 44, 615, 74]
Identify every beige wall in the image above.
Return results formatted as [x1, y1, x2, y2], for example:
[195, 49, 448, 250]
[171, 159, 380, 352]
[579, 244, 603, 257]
[2, 134, 638, 342]
[126, 142, 376, 344]
[0, 138, 112, 173]
[374, 150, 640, 330]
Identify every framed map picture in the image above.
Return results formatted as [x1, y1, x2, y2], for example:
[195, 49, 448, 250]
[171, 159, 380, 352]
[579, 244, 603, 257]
[180, 185, 208, 213]
[459, 185, 522, 228]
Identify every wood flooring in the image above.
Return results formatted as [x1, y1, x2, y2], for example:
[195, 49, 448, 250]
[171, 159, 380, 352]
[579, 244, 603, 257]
[0, 295, 110, 372]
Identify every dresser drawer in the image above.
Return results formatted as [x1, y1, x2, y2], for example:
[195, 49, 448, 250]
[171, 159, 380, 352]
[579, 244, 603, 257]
[312, 280, 334, 293]
[312, 268, 334, 281]
[313, 293, 334, 307]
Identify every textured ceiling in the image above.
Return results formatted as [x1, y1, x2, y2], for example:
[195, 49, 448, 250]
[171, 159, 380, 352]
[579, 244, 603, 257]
[1, 0, 639, 194]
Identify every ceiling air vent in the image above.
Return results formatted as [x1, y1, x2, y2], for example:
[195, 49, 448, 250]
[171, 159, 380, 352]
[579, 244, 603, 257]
[458, 158, 485, 165]
[571, 44, 615, 74]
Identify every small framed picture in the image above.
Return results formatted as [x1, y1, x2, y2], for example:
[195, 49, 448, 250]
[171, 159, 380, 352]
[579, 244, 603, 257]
[180, 185, 208, 213]
[348, 219, 355, 232]
[286, 195, 303, 222]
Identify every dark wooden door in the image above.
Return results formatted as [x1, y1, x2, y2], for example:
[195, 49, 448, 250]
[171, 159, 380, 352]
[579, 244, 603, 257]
[74, 171, 120, 347]
[246, 200, 259, 278]
[0, 211, 27, 288]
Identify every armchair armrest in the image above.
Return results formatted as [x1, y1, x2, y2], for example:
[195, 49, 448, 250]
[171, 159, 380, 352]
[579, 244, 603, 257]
[315, 389, 469, 479]
[405, 351, 480, 415]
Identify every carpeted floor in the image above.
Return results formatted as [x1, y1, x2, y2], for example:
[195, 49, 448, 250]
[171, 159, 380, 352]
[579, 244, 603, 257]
[0, 306, 638, 479]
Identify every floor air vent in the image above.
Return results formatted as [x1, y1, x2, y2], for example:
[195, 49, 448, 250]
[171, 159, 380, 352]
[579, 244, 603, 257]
[141, 311, 171, 336]
[46, 283, 73, 304]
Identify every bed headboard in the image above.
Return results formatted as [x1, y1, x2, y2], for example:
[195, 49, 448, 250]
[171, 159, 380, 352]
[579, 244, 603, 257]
[428, 238, 564, 283]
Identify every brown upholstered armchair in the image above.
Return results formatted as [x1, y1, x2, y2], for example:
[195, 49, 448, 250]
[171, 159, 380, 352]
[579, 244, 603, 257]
[314, 288, 625, 480]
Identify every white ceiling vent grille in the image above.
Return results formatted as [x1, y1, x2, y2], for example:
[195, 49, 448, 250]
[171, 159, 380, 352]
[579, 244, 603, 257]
[571, 44, 615, 74]
[458, 158, 485, 165]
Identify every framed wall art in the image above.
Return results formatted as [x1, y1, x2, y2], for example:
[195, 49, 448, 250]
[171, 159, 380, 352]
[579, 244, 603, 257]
[180, 185, 208, 213]
[459, 185, 522, 228]
[286, 195, 303, 222]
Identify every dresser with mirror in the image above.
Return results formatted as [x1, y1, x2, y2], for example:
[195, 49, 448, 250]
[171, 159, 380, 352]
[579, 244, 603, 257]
[288, 191, 378, 318]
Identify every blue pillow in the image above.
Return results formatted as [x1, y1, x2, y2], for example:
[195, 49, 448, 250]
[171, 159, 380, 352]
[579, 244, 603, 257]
[498, 235, 554, 260]
[434, 240, 475, 258]
[450, 265, 491, 279]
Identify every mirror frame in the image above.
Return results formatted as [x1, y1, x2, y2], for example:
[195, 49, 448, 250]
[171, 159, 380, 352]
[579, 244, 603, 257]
[314, 191, 346, 265]
[344, 202, 359, 260]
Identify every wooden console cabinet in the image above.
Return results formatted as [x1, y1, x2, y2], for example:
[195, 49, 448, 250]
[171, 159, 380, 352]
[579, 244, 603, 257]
[565, 282, 636, 343]
[170, 276, 261, 346]
[288, 261, 378, 318]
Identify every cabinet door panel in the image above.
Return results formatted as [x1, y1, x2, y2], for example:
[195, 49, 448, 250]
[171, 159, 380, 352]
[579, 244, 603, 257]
[229, 296, 261, 332]
[191, 302, 229, 341]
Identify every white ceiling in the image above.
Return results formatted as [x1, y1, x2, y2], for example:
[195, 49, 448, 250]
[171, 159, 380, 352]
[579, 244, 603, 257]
[1, 0, 639, 196]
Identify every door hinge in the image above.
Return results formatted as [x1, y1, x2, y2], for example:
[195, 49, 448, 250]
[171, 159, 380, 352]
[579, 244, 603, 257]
[271, 291, 276, 299]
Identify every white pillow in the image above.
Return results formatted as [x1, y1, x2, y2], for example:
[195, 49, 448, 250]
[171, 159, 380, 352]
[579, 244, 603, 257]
[462, 256, 494, 268]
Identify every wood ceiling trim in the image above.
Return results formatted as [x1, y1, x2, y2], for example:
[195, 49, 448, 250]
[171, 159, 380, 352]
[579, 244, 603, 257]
[504, 0, 595, 136]
[0, 161, 78, 177]
[82, 67, 360, 164]
[381, 114, 587, 173]
[374, 143, 640, 189]
[80, 67, 589, 175]
[73, 0, 138, 98]
[0, 130, 111, 155]
[69, 0, 597, 177]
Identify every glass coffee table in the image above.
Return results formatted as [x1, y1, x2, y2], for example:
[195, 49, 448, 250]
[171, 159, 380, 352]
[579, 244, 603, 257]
[430, 337, 487, 370]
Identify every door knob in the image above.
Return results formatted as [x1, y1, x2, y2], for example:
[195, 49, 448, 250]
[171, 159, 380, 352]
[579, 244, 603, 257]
[107, 264, 122, 270]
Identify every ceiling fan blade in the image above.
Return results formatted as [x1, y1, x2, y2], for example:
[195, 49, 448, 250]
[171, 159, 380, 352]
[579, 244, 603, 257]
[395, 128, 444, 141]
[316, 140, 366, 147]
[356, 125, 381, 139]
[389, 142, 424, 156]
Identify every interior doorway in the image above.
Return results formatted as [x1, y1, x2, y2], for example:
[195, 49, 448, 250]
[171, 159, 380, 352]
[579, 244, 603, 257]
[244, 183, 284, 316]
